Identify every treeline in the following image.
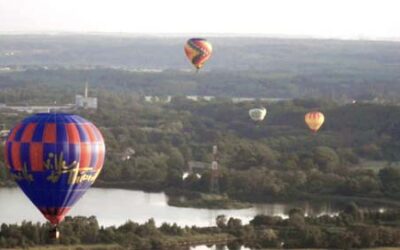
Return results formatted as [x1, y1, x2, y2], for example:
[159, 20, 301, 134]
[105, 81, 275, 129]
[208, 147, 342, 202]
[3, 65, 400, 100]
[246, 202, 400, 249]
[2, 35, 400, 72]
[1, 203, 400, 249]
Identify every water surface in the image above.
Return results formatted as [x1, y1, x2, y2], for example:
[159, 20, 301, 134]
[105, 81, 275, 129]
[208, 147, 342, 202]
[0, 187, 362, 227]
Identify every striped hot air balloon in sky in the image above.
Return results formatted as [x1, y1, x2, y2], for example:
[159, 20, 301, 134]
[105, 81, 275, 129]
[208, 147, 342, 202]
[4, 113, 105, 237]
[184, 38, 212, 71]
[305, 111, 325, 132]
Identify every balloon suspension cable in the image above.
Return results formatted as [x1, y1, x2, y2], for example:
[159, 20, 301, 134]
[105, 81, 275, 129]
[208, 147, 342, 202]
[195, 68, 199, 74]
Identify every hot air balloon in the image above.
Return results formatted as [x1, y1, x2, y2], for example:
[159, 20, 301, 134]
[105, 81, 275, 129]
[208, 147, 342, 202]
[4, 113, 105, 238]
[305, 111, 325, 132]
[184, 38, 212, 71]
[249, 108, 267, 122]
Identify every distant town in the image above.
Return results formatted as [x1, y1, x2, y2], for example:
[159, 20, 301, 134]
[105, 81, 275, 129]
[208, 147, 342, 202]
[0, 83, 97, 114]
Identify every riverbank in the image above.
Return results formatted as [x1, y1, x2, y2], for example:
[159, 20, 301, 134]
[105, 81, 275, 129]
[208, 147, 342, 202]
[3, 179, 400, 211]
[94, 182, 252, 209]
[94, 180, 400, 210]
[166, 190, 252, 209]
[93, 180, 164, 192]
[298, 192, 400, 208]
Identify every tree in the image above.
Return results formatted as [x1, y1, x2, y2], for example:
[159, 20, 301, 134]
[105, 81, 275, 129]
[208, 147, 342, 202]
[379, 167, 400, 196]
[226, 218, 243, 236]
[288, 208, 305, 229]
[167, 147, 185, 170]
[313, 146, 339, 171]
[216, 215, 227, 229]
[342, 202, 364, 223]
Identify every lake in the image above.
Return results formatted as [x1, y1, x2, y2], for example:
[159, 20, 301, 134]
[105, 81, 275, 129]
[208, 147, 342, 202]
[0, 187, 373, 227]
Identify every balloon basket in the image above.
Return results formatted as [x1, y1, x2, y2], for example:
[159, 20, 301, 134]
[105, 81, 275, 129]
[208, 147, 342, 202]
[49, 226, 60, 240]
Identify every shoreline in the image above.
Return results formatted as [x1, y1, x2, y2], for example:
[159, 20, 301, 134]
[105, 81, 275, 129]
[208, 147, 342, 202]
[3, 181, 400, 210]
[93, 181, 400, 210]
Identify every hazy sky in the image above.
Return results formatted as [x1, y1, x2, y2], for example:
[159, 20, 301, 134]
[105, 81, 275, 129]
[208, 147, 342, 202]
[0, 0, 399, 39]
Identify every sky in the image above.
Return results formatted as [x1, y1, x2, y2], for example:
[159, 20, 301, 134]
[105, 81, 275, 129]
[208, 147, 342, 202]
[0, 0, 399, 39]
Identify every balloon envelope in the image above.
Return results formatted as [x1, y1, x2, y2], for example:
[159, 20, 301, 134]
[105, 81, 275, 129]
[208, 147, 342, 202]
[305, 111, 325, 132]
[4, 113, 105, 225]
[249, 108, 267, 122]
[184, 38, 212, 70]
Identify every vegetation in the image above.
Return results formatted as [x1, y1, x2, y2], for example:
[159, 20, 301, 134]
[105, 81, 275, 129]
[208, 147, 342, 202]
[1, 84, 400, 207]
[2, 35, 400, 100]
[1, 203, 400, 249]
[166, 190, 251, 209]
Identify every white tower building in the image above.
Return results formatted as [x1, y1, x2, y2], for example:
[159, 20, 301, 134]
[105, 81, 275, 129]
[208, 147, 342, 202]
[75, 83, 98, 109]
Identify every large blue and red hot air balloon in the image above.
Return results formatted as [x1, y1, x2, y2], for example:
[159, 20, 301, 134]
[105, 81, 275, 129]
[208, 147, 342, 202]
[4, 113, 105, 237]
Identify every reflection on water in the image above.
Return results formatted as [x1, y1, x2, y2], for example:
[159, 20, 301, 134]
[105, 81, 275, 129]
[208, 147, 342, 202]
[0, 187, 371, 227]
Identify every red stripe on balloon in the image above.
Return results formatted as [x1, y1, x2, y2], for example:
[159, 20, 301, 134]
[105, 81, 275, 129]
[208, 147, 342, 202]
[82, 124, 97, 143]
[11, 142, 22, 171]
[21, 123, 37, 142]
[79, 143, 92, 169]
[30, 143, 44, 171]
[43, 124, 57, 143]
[65, 123, 80, 144]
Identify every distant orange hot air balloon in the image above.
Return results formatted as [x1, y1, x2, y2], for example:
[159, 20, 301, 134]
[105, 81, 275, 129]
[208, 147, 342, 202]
[305, 111, 325, 132]
[184, 38, 212, 71]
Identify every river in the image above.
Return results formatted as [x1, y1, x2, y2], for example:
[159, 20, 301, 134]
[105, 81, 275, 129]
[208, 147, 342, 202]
[0, 187, 379, 227]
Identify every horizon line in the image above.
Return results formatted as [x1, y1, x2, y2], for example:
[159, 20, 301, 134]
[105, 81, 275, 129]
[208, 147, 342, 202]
[1, 31, 400, 42]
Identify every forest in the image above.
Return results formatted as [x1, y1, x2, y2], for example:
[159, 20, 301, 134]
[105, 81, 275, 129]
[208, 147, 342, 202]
[0, 84, 400, 207]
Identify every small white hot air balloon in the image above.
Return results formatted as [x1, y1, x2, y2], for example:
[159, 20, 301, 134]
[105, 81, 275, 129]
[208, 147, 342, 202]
[249, 107, 267, 122]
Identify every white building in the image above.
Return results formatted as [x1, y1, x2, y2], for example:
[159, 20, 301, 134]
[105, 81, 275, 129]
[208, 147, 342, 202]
[76, 83, 97, 109]
[144, 96, 172, 103]
[231, 97, 256, 103]
[186, 95, 215, 101]
[0, 104, 75, 113]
